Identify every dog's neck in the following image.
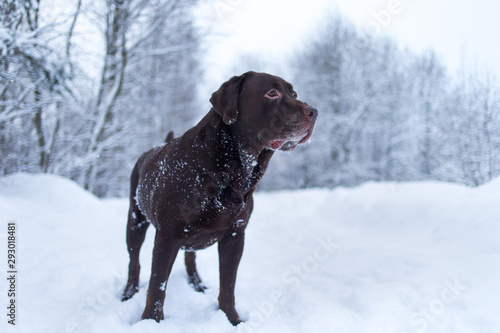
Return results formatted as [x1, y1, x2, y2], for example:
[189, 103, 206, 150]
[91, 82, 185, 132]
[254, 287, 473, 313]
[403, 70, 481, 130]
[185, 109, 275, 194]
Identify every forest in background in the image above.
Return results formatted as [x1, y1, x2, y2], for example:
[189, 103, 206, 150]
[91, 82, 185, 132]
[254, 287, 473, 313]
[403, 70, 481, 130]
[1, 0, 200, 196]
[261, 13, 500, 190]
[1, 0, 499, 196]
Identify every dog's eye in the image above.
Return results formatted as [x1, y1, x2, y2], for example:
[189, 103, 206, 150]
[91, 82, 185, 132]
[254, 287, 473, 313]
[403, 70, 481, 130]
[265, 89, 280, 99]
[292, 91, 297, 98]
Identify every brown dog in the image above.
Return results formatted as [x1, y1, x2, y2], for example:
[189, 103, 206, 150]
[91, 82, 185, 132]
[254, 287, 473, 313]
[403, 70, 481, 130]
[121, 72, 317, 325]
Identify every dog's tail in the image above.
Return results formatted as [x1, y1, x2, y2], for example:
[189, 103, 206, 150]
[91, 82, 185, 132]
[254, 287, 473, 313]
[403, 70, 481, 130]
[165, 131, 174, 143]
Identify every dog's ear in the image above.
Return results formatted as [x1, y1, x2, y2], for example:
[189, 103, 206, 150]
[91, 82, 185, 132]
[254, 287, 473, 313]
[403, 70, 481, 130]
[210, 73, 249, 125]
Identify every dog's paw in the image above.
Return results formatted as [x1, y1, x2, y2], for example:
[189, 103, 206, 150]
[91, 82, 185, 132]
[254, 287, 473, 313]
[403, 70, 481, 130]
[121, 284, 139, 301]
[190, 281, 208, 293]
[220, 307, 243, 326]
[188, 274, 208, 293]
[141, 305, 164, 323]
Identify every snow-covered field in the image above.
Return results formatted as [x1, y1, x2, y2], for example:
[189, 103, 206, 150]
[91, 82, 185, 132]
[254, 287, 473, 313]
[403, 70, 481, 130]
[1, 173, 499, 333]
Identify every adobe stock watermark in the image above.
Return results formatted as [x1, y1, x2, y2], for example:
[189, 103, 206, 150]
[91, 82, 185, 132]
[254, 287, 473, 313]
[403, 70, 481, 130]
[50, 272, 125, 333]
[360, 0, 418, 39]
[401, 277, 467, 333]
[238, 235, 339, 332]
[213, 0, 244, 18]
[6, 221, 17, 326]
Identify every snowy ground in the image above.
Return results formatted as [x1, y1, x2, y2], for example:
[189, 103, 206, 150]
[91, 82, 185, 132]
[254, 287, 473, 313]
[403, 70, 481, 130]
[1, 173, 499, 333]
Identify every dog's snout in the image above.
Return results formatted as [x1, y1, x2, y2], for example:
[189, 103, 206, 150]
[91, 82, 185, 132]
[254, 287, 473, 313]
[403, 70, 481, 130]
[303, 106, 318, 119]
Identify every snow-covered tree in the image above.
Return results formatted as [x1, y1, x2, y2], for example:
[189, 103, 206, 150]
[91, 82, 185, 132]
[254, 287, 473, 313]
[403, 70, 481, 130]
[260, 10, 500, 190]
[0, 0, 71, 174]
[1, 0, 201, 196]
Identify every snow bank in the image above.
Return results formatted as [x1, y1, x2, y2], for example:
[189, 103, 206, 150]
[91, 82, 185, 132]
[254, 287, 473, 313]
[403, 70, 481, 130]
[0, 172, 98, 205]
[1, 174, 499, 333]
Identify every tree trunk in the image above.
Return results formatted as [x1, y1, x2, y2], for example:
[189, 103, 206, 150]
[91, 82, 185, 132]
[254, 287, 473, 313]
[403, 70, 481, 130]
[84, 0, 129, 191]
[33, 88, 47, 170]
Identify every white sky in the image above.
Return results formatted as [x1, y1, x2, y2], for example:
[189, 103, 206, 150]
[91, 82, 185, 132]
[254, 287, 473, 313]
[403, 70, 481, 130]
[196, 0, 500, 88]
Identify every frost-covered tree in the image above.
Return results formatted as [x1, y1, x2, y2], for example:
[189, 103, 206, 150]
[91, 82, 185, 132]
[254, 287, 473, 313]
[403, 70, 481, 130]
[0, 0, 71, 174]
[1, 0, 201, 197]
[439, 68, 500, 186]
[260, 10, 500, 190]
[60, 0, 201, 196]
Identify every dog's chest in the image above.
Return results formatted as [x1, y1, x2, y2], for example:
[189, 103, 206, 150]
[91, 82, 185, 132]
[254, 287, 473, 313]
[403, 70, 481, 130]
[137, 155, 253, 222]
[177, 178, 251, 251]
[184, 170, 252, 222]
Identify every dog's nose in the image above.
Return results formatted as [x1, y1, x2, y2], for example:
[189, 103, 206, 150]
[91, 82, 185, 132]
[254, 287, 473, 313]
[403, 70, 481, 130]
[303, 106, 318, 119]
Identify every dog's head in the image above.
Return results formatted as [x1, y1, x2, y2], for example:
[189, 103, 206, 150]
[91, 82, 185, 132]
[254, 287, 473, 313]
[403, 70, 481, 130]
[210, 71, 317, 151]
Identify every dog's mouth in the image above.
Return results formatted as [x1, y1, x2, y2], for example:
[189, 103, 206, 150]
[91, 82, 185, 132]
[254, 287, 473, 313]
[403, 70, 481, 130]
[269, 123, 315, 152]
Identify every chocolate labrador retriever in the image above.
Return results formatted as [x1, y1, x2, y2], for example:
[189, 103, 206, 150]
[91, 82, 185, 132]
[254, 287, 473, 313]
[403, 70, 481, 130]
[121, 71, 317, 325]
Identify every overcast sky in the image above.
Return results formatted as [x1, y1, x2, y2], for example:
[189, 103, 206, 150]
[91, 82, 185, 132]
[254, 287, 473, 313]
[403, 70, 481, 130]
[196, 0, 500, 87]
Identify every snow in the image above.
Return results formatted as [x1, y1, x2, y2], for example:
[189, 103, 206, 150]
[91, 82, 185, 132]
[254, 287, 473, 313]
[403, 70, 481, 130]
[1, 173, 499, 333]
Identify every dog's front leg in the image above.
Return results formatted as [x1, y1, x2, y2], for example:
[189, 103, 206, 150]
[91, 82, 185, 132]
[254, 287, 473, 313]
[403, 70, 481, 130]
[142, 230, 180, 322]
[218, 232, 245, 326]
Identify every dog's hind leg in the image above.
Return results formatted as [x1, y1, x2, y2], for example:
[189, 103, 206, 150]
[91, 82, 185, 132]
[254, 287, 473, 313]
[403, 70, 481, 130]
[122, 160, 150, 301]
[185, 251, 208, 293]
[122, 203, 150, 301]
